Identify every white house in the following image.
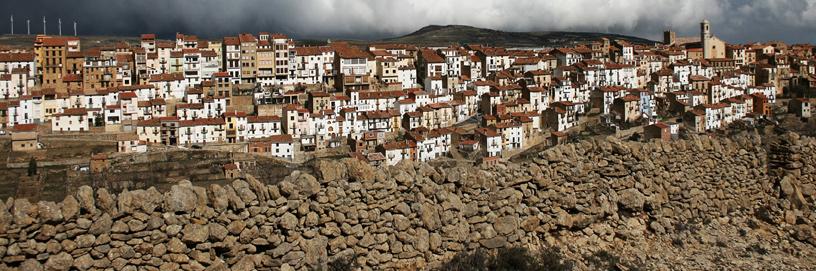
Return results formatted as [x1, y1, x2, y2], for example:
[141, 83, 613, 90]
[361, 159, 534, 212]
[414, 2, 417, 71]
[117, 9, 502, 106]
[52, 108, 92, 132]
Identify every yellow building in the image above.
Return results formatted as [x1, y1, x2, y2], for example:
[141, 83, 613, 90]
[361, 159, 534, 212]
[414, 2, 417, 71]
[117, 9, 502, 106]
[34, 35, 80, 90]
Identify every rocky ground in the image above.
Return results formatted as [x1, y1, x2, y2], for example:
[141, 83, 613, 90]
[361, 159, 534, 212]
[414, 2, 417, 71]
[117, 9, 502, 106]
[0, 132, 813, 270]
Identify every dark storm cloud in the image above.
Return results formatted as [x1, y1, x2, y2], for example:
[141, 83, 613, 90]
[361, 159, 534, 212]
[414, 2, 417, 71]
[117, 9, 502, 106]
[0, 0, 814, 43]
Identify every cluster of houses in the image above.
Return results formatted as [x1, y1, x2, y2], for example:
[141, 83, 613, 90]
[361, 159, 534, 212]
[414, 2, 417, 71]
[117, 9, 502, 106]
[2, 20, 816, 165]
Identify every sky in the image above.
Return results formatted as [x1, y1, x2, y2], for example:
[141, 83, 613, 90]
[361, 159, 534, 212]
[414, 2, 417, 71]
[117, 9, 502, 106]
[0, 0, 814, 43]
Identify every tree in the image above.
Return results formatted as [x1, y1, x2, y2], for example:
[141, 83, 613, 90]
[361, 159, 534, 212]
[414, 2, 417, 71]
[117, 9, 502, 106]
[27, 157, 37, 176]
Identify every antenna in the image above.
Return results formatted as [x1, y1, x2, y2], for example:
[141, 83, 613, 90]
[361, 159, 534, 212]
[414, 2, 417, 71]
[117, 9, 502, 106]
[10, 15, 13, 35]
[73, 21, 77, 36]
[42, 16, 46, 35]
[58, 18, 62, 36]
[26, 19, 30, 35]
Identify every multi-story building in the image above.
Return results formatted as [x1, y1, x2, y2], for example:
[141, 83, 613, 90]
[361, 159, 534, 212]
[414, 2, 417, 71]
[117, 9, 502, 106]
[238, 33, 258, 84]
[34, 35, 81, 89]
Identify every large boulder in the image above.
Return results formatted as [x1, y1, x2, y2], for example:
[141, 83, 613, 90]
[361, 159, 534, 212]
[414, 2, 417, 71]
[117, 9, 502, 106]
[295, 173, 321, 198]
[208, 184, 229, 212]
[61, 195, 79, 220]
[12, 199, 36, 226]
[37, 201, 63, 223]
[164, 181, 198, 213]
[95, 188, 116, 214]
[231, 179, 258, 204]
[343, 158, 375, 182]
[75, 186, 96, 214]
[314, 160, 347, 183]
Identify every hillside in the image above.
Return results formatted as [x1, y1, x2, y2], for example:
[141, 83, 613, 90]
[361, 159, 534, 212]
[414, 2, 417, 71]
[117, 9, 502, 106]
[0, 34, 141, 49]
[377, 25, 656, 47]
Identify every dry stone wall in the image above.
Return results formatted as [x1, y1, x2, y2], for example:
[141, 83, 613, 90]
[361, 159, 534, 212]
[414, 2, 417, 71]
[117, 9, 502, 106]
[0, 132, 813, 270]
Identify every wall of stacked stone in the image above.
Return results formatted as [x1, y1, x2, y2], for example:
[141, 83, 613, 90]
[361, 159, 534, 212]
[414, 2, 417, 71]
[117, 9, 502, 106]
[0, 132, 813, 270]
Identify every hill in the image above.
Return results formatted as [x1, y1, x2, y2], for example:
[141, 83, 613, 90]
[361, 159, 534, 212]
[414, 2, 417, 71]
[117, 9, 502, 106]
[377, 25, 656, 48]
[0, 34, 141, 49]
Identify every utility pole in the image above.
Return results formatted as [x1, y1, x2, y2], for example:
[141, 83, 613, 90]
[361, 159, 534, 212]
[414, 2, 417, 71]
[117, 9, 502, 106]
[42, 16, 46, 35]
[26, 19, 30, 35]
[58, 18, 61, 36]
[9, 15, 13, 35]
[73, 21, 77, 36]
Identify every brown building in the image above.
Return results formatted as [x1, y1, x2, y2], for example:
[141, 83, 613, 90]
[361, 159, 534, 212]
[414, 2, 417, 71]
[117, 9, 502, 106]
[238, 33, 258, 84]
[34, 35, 81, 89]
[644, 122, 671, 142]
[10, 124, 38, 152]
[82, 49, 119, 90]
[308, 91, 331, 113]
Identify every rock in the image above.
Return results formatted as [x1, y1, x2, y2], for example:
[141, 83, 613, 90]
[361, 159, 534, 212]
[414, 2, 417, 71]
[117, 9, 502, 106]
[61, 196, 79, 220]
[231, 255, 255, 271]
[164, 181, 198, 213]
[618, 188, 645, 211]
[89, 213, 113, 235]
[344, 158, 375, 182]
[271, 242, 293, 257]
[127, 219, 146, 232]
[152, 243, 167, 257]
[72, 254, 94, 270]
[37, 201, 63, 223]
[75, 234, 96, 248]
[420, 203, 441, 231]
[167, 238, 186, 254]
[314, 160, 347, 183]
[12, 199, 35, 226]
[415, 228, 430, 252]
[395, 202, 411, 216]
[224, 185, 246, 210]
[76, 186, 96, 214]
[208, 223, 228, 241]
[303, 236, 329, 266]
[650, 221, 665, 234]
[393, 215, 410, 231]
[279, 212, 298, 230]
[44, 252, 73, 271]
[279, 180, 297, 198]
[205, 261, 228, 271]
[296, 173, 321, 198]
[794, 224, 816, 246]
[227, 220, 245, 235]
[208, 184, 229, 212]
[479, 236, 507, 249]
[429, 233, 442, 251]
[96, 188, 116, 213]
[493, 216, 518, 236]
[182, 224, 209, 243]
[232, 179, 258, 204]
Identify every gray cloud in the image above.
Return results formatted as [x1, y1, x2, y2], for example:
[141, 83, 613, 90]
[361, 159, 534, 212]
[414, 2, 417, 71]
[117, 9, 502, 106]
[0, 0, 814, 43]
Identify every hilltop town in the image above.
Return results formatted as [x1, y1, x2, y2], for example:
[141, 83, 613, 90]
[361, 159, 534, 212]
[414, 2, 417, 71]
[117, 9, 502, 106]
[0, 18, 816, 270]
[0, 20, 814, 174]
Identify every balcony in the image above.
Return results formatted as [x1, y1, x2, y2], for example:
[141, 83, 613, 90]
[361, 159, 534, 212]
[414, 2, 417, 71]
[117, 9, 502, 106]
[343, 75, 370, 85]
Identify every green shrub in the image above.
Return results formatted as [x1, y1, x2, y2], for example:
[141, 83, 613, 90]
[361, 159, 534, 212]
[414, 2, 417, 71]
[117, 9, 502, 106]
[439, 246, 573, 271]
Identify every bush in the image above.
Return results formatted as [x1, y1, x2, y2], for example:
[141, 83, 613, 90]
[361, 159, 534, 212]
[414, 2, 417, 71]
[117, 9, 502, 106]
[585, 250, 644, 271]
[27, 157, 37, 176]
[439, 246, 573, 271]
[313, 254, 358, 271]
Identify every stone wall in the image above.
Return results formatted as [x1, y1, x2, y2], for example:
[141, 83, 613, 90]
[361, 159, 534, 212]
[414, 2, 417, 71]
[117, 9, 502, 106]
[0, 132, 813, 270]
